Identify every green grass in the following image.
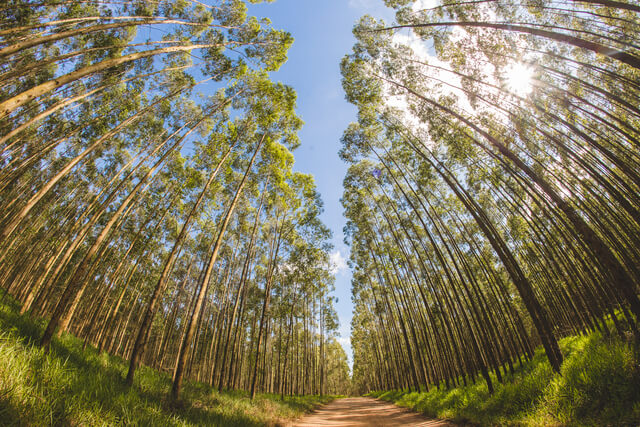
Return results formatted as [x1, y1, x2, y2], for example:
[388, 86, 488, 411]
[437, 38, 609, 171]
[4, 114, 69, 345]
[369, 329, 640, 426]
[0, 298, 336, 426]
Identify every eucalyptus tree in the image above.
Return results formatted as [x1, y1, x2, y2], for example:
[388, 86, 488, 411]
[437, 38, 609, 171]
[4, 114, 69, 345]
[0, 0, 347, 401]
[169, 75, 303, 400]
[248, 171, 334, 399]
[344, 0, 640, 392]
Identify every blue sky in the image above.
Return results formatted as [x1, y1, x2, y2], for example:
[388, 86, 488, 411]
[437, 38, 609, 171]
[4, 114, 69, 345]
[247, 0, 393, 368]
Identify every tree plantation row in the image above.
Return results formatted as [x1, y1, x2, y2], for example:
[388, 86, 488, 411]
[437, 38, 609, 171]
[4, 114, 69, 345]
[0, 0, 350, 401]
[343, 0, 640, 394]
[2, 0, 640, 414]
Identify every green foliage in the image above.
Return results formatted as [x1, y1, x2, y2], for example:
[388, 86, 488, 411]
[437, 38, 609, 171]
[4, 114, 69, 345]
[344, 0, 640, 404]
[543, 334, 640, 426]
[0, 0, 342, 402]
[369, 331, 640, 426]
[0, 298, 336, 426]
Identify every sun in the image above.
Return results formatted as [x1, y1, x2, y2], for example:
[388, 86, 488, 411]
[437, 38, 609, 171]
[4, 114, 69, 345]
[504, 63, 535, 96]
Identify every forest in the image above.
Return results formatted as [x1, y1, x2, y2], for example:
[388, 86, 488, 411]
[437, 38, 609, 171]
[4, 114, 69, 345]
[1, 0, 639, 426]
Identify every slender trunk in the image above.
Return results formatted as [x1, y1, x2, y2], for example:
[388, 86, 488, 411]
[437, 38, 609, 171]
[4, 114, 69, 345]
[170, 134, 265, 400]
[125, 136, 236, 385]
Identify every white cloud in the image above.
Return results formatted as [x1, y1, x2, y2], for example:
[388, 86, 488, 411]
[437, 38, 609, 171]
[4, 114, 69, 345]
[329, 250, 348, 275]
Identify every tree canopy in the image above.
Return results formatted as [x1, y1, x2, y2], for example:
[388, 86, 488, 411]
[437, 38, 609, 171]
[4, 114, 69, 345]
[0, 0, 350, 400]
[343, 0, 640, 394]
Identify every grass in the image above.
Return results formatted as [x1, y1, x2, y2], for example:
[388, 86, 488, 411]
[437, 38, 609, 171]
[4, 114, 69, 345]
[0, 297, 337, 426]
[369, 328, 640, 426]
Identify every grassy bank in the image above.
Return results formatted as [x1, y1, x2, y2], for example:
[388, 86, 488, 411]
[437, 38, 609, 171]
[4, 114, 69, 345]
[0, 298, 336, 426]
[370, 329, 640, 426]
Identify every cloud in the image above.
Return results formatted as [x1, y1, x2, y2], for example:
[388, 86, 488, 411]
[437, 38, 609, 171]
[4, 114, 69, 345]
[329, 250, 348, 275]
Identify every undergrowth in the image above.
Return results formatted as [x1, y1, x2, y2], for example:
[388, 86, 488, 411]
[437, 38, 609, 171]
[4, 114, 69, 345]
[0, 297, 335, 426]
[369, 327, 640, 426]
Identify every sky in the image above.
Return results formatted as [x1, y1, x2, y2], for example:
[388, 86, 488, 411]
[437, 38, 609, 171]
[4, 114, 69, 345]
[246, 0, 394, 369]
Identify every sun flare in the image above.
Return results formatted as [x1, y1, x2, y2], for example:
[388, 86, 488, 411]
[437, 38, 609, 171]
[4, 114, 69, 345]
[504, 63, 535, 96]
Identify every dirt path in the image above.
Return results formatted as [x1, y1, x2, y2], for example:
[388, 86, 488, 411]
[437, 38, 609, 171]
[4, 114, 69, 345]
[290, 397, 456, 426]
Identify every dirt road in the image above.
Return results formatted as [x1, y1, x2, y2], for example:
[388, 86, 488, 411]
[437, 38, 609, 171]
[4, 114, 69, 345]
[290, 397, 456, 426]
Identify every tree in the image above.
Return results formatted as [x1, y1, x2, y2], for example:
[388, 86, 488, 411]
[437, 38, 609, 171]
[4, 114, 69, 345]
[344, 0, 640, 393]
[0, 0, 345, 401]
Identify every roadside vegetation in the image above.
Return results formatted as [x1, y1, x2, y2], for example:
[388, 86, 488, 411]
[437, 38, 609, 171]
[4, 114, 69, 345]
[370, 330, 640, 426]
[0, 298, 336, 426]
[344, 3, 640, 426]
[0, 0, 350, 404]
